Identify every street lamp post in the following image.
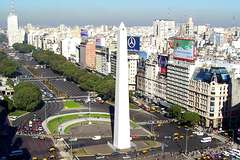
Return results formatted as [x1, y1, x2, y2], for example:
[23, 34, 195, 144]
[185, 128, 189, 154]
[88, 93, 92, 125]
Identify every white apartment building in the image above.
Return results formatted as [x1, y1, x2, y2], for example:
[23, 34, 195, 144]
[61, 37, 81, 63]
[7, 13, 20, 47]
[95, 46, 111, 76]
[136, 54, 167, 103]
[166, 60, 196, 110]
[110, 51, 139, 91]
[128, 53, 139, 91]
[153, 19, 175, 52]
[189, 67, 230, 129]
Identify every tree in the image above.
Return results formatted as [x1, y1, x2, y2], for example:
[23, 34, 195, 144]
[1, 96, 15, 113]
[0, 33, 7, 43]
[13, 43, 36, 53]
[13, 82, 42, 112]
[32, 49, 116, 100]
[0, 52, 18, 77]
[182, 112, 200, 126]
[168, 104, 182, 119]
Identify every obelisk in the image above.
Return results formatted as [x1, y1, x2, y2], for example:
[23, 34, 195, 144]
[113, 22, 131, 150]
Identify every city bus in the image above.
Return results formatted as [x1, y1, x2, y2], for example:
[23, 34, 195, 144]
[200, 137, 212, 143]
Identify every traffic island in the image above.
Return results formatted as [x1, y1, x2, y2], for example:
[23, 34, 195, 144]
[71, 140, 161, 157]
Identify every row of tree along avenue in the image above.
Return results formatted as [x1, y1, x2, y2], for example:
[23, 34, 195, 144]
[12, 43, 36, 53]
[1, 82, 42, 113]
[0, 52, 18, 77]
[32, 49, 115, 100]
[168, 104, 200, 126]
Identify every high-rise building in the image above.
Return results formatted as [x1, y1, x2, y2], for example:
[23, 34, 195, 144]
[61, 37, 81, 63]
[153, 19, 175, 52]
[189, 67, 230, 128]
[113, 22, 131, 150]
[136, 54, 167, 104]
[7, 4, 19, 47]
[166, 60, 196, 110]
[180, 17, 194, 38]
[79, 40, 96, 69]
[95, 46, 111, 75]
[128, 52, 139, 91]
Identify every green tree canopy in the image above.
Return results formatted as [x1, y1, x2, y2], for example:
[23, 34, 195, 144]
[2, 96, 14, 113]
[0, 33, 7, 43]
[32, 49, 115, 100]
[13, 82, 42, 112]
[168, 104, 182, 119]
[13, 43, 36, 53]
[0, 52, 18, 77]
[182, 111, 200, 126]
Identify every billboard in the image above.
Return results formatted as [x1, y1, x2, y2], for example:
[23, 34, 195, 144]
[158, 55, 168, 75]
[80, 29, 88, 38]
[127, 36, 140, 51]
[173, 39, 195, 61]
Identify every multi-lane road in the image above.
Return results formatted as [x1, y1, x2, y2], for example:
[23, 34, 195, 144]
[3, 51, 224, 160]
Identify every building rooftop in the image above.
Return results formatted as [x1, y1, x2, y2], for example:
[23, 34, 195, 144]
[193, 67, 231, 84]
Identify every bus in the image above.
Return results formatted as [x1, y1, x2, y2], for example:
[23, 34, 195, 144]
[200, 137, 212, 143]
[8, 149, 24, 159]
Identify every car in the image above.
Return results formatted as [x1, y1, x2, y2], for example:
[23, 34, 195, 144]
[38, 135, 45, 140]
[69, 137, 78, 142]
[95, 155, 105, 159]
[92, 136, 101, 140]
[196, 132, 204, 136]
[179, 135, 184, 139]
[123, 155, 131, 159]
[38, 126, 43, 131]
[32, 135, 39, 139]
[49, 155, 55, 160]
[111, 152, 121, 156]
[32, 157, 38, 160]
[164, 136, 171, 139]
[173, 136, 179, 141]
[173, 132, 180, 136]
[141, 150, 148, 154]
[48, 147, 56, 153]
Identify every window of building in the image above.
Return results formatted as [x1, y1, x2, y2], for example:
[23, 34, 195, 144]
[210, 97, 215, 100]
[211, 92, 215, 95]
[210, 101, 215, 106]
[209, 113, 214, 117]
[210, 106, 214, 112]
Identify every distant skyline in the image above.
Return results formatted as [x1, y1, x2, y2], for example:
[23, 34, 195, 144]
[0, 0, 240, 27]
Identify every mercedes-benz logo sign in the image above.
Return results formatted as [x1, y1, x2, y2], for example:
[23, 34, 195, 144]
[128, 36, 136, 48]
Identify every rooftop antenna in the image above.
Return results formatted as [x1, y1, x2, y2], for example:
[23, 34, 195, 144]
[10, 0, 16, 15]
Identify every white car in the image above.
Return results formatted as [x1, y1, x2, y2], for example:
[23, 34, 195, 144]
[92, 136, 101, 140]
[69, 137, 78, 142]
[95, 155, 105, 159]
[196, 132, 204, 136]
[193, 131, 204, 136]
[123, 155, 131, 159]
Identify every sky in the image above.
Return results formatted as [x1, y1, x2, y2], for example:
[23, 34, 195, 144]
[0, 0, 239, 27]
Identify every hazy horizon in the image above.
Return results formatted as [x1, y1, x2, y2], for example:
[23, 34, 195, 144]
[0, 0, 239, 28]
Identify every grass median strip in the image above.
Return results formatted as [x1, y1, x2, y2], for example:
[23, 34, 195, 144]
[9, 110, 28, 117]
[64, 100, 81, 109]
[47, 113, 110, 134]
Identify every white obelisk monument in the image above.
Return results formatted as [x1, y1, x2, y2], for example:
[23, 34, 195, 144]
[113, 22, 131, 150]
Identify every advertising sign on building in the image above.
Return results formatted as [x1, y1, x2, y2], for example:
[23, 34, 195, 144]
[173, 38, 195, 61]
[158, 55, 168, 75]
[127, 36, 140, 51]
[81, 29, 88, 38]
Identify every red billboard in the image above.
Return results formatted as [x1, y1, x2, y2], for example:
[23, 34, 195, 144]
[158, 55, 168, 76]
